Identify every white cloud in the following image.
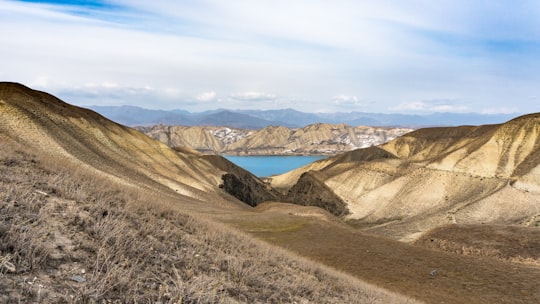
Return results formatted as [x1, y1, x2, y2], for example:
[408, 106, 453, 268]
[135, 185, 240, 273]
[391, 100, 469, 113]
[481, 107, 520, 115]
[333, 95, 363, 106]
[230, 92, 277, 101]
[49, 83, 157, 106]
[163, 87, 182, 98]
[196, 91, 217, 102]
[1, 1, 539, 114]
[31, 76, 52, 88]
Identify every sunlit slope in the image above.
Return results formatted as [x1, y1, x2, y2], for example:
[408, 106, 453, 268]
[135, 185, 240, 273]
[222, 123, 411, 155]
[384, 114, 540, 178]
[0, 82, 239, 206]
[272, 113, 540, 240]
[140, 121, 412, 156]
[270, 146, 398, 192]
[143, 125, 225, 153]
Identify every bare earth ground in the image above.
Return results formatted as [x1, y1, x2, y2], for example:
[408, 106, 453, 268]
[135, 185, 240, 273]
[0, 141, 414, 303]
[218, 204, 540, 304]
[2, 131, 540, 303]
[414, 224, 540, 266]
[2, 83, 540, 303]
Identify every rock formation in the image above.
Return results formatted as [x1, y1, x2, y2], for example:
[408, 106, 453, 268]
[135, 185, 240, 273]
[138, 123, 412, 155]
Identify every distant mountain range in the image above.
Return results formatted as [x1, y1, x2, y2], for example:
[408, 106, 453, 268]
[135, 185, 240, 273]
[88, 105, 517, 128]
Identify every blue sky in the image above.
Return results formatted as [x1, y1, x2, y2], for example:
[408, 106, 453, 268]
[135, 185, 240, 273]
[1, 0, 540, 114]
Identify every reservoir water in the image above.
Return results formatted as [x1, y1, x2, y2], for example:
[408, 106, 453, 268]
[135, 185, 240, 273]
[224, 155, 326, 177]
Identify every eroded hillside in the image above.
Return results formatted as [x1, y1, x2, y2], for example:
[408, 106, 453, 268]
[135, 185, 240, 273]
[271, 114, 540, 241]
[0, 82, 413, 303]
[138, 123, 412, 155]
[0, 83, 234, 202]
[3, 83, 540, 303]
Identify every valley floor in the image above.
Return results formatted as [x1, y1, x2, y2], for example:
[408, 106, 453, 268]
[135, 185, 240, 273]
[218, 203, 540, 304]
[0, 142, 412, 303]
[2, 142, 539, 303]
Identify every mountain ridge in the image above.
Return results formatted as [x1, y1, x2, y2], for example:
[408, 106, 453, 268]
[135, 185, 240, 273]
[139, 123, 413, 155]
[88, 104, 517, 128]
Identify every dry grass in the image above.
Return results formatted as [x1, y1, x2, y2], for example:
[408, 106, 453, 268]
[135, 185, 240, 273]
[227, 205, 540, 304]
[414, 224, 540, 267]
[0, 141, 412, 303]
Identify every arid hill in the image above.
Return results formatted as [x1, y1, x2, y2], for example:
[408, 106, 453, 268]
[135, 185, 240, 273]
[0, 83, 233, 202]
[3, 83, 540, 303]
[0, 82, 411, 303]
[138, 123, 412, 155]
[271, 114, 540, 241]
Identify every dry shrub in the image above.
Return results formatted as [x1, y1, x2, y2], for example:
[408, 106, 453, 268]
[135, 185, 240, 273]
[0, 141, 414, 303]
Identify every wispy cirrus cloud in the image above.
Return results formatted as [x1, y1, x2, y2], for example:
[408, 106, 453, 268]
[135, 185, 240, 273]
[1, 0, 539, 114]
[196, 91, 217, 102]
[391, 100, 469, 113]
[332, 95, 366, 106]
[481, 107, 520, 115]
[51, 82, 156, 105]
[230, 92, 277, 102]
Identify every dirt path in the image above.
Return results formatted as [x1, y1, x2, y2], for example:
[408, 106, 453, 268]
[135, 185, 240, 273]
[221, 210, 540, 304]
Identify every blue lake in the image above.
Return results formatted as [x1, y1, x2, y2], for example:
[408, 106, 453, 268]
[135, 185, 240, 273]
[224, 155, 326, 177]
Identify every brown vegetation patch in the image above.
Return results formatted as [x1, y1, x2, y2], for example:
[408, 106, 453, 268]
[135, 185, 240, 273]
[237, 216, 540, 304]
[414, 224, 540, 266]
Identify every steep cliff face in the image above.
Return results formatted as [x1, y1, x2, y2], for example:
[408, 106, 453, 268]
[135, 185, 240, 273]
[271, 113, 540, 241]
[139, 123, 412, 155]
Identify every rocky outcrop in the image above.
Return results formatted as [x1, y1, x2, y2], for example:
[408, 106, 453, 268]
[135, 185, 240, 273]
[286, 171, 349, 217]
[203, 155, 284, 206]
[138, 123, 412, 155]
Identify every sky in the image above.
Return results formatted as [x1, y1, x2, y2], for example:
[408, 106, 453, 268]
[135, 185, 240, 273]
[1, 0, 540, 114]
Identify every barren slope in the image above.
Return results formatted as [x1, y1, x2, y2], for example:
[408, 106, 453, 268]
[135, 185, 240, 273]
[140, 122, 412, 155]
[141, 125, 225, 154]
[1, 83, 241, 205]
[271, 113, 540, 241]
[222, 202, 540, 304]
[3, 83, 540, 303]
[1, 82, 419, 303]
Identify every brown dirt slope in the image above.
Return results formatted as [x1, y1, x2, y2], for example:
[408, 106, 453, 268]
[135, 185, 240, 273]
[142, 122, 412, 155]
[0, 82, 247, 209]
[4, 83, 540, 303]
[226, 123, 412, 155]
[224, 206, 540, 304]
[414, 224, 540, 266]
[271, 112, 540, 241]
[142, 125, 225, 153]
[0, 141, 412, 303]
